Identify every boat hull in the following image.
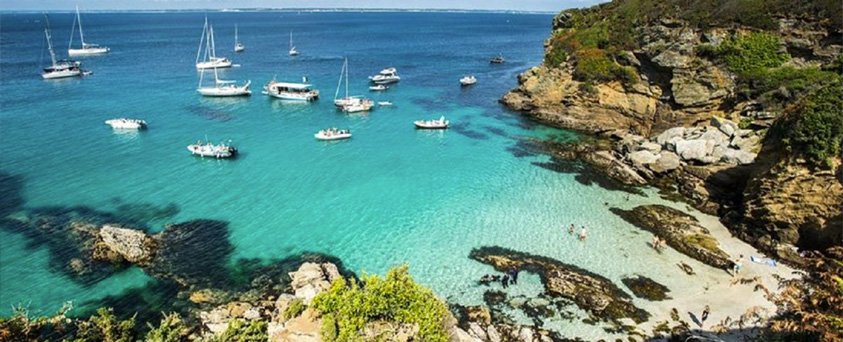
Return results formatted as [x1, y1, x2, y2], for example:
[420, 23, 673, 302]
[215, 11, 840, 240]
[314, 133, 352, 141]
[197, 87, 251, 97]
[68, 47, 109, 56]
[414, 121, 449, 129]
[105, 119, 147, 130]
[267, 92, 318, 101]
[187, 145, 237, 158]
[42, 69, 82, 79]
[196, 60, 233, 69]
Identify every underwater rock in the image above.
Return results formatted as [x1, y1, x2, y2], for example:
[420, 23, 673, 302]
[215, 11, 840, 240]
[469, 246, 650, 324]
[96, 225, 156, 265]
[620, 275, 671, 301]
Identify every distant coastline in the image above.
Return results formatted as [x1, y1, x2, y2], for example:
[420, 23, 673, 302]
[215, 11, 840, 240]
[0, 8, 557, 15]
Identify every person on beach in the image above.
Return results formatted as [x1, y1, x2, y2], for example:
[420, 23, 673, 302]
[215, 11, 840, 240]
[652, 235, 660, 250]
[701, 305, 710, 327]
[579, 227, 587, 242]
[569, 223, 575, 235]
[501, 275, 509, 288]
[510, 266, 519, 284]
[732, 255, 744, 276]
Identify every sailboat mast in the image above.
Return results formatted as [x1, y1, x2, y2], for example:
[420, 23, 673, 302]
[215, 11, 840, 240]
[44, 15, 57, 66]
[345, 58, 349, 99]
[335, 58, 345, 100]
[196, 17, 207, 64]
[76, 5, 85, 46]
[235, 24, 239, 45]
[290, 31, 293, 49]
[209, 25, 217, 59]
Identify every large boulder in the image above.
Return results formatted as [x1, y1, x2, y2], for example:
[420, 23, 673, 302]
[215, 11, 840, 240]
[628, 150, 660, 167]
[97, 225, 155, 265]
[721, 149, 757, 165]
[288, 262, 341, 304]
[675, 139, 709, 162]
[270, 308, 323, 342]
[650, 151, 682, 173]
[656, 127, 686, 147]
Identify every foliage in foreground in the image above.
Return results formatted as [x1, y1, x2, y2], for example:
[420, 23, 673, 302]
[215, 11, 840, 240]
[767, 254, 843, 342]
[311, 265, 451, 342]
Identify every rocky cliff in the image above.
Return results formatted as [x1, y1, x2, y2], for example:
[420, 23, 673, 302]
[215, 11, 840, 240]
[502, 0, 843, 261]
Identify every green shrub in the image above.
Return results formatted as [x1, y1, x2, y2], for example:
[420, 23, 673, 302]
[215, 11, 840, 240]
[772, 77, 843, 168]
[282, 299, 306, 321]
[573, 48, 615, 82]
[219, 319, 267, 342]
[713, 32, 790, 74]
[0, 303, 74, 342]
[145, 313, 189, 342]
[739, 117, 753, 129]
[311, 265, 451, 342]
[71, 308, 136, 342]
[740, 66, 838, 98]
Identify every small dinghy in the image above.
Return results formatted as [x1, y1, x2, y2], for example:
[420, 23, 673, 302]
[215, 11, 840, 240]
[414, 116, 449, 129]
[378, 101, 393, 106]
[187, 140, 237, 159]
[369, 84, 388, 91]
[460, 75, 477, 86]
[105, 118, 147, 130]
[315, 128, 352, 141]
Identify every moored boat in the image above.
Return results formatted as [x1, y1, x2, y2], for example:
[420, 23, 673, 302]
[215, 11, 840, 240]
[378, 101, 393, 106]
[334, 57, 371, 109]
[414, 116, 449, 129]
[263, 81, 319, 101]
[314, 128, 352, 141]
[343, 99, 374, 113]
[490, 55, 505, 64]
[289, 31, 299, 56]
[196, 18, 233, 69]
[369, 67, 400, 84]
[105, 118, 147, 130]
[369, 84, 387, 91]
[234, 24, 245, 52]
[67, 6, 110, 56]
[187, 140, 237, 159]
[41, 15, 86, 79]
[460, 75, 477, 86]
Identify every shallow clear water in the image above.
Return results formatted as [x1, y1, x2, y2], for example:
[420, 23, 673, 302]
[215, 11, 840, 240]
[1, 11, 718, 339]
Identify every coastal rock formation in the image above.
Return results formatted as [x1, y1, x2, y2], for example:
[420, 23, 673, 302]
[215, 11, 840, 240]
[501, 0, 842, 258]
[95, 225, 155, 265]
[468, 246, 650, 323]
[621, 275, 671, 301]
[612, 205, 732, 269]
[288, 262, 341, 304]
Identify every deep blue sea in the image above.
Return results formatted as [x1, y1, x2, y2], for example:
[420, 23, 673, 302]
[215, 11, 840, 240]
[0, 11, 718, 339]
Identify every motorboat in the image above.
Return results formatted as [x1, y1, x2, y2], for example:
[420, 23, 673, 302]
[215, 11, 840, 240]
[187, 140, 237, 159]
[369, 67, 400, 84]
[490, 55, 505, 64]
[369, 84, 387, 91]
[67, 6, 110, 56]
[41, 16, 86, 79]
[460, 75, 477, 86]
[343, 99, 374, 113]
[234, 24, 245, 52]
[414, 116, 449, 129]
[333, 57, 371, 109]
[196, 18, 233, 69]
[263, 81, 319, 101]
[378, 101, 393, 106]
[105, 118, 147, 130]
[314, 128, 352, 141]
[289, 31, 299, 56]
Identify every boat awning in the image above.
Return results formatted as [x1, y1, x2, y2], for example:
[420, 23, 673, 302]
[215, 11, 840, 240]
[269, 82, 312, 89]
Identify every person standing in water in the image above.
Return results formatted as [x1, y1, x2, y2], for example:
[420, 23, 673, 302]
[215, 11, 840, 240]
[701, 305, 710, 327]
[569, 223, 575, 235]
[579, 227, 587, 242]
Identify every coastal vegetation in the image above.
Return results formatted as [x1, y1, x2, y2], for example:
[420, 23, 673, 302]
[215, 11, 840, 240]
[311, 265, 451, 342]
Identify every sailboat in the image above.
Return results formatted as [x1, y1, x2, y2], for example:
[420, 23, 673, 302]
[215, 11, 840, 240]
[332, 58, 372, 112]
[288, 31, 298, 56]
[68, 6, 109, 56]
[197, 26, 250, 96]
[42, 15, 85, 79]
[196, 18, 232, 69]
[234, 24, 244, 52]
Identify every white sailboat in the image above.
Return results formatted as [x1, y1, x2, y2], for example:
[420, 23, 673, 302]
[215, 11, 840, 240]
[68, 6, 109, 56]
[42, 15, 85, 79]
[196, 18, 232, 70]
[289, 31, 298, 56]
[234, 24, 244, 52]
[333, 57, 370, 109]
[197, 25, 249, 96]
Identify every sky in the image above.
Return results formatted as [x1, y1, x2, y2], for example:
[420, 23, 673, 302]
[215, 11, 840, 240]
[0, 0, 606, 12]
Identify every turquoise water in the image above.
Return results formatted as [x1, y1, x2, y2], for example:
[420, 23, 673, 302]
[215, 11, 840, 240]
[1, 11, 716, 339]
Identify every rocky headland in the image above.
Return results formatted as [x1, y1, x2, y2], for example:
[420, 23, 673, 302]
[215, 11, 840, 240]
[501, 0, 842, 264]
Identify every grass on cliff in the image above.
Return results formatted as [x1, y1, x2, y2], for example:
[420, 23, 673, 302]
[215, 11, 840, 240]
[311, 265, 451, 342]
[697, 32, 790, 74]
[769, 76, 843, 169]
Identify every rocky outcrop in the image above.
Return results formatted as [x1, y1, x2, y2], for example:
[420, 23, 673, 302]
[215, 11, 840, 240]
[95, 225, 155, 265]
[621, 276, 671, 301]
[288, 262, 341, 304]
[612, 205, 732, 269]
[468, 246, 649, 324]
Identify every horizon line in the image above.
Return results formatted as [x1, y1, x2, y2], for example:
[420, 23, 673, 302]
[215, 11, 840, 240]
[0, 7, 558, 15]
